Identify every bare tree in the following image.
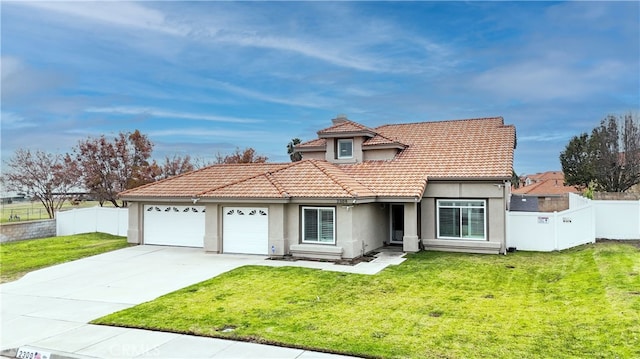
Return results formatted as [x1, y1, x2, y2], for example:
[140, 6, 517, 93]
[215, 147, 268, 164]
[160, 154, 195, 179]
[73, 130, 158, 207]
[1, 149, 80, 218]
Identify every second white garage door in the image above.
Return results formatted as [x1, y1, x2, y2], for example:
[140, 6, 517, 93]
[223, 207, 268, 255]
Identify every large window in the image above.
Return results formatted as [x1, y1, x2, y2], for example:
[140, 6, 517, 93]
[337, 139, 353, 159]
[302, 207, 335, 244]
[437, 200, 486, 240]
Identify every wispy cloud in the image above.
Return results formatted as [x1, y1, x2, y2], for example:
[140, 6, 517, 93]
[148, 128, 270, 139]
[203, 80, 335, 109]
[85, 106, 262, 124]
[519, 132, 576, 143]
[1, 56, 67, 102]
[0, 112, 36, 129]
[17, 1, 187, 36]
[13, 1, 451, 75]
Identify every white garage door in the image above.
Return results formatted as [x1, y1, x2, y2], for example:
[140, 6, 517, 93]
[223, 207, 268, 255]
[144, 205, 205, 247]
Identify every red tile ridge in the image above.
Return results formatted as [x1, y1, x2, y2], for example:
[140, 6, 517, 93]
[363, 132, 407, 147]
[309, 159, 367, 198]
[264, 171, 290, 197]
[197, 162, 294, 197]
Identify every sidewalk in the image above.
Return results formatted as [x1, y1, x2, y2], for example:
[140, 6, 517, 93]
[1, 245, 405, 358]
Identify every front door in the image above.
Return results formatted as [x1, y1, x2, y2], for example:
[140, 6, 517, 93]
[390, 204, 404, 244]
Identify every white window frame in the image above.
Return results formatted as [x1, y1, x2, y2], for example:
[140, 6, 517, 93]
[301, 206, 336, 244]
[337, 139, 353, 159]
[436, 199, 487, 241]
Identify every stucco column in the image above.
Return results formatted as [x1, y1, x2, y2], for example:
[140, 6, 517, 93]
[338, 205, 358, 259]
[127, 202, 141, 244]
[268, 204, 287, 257]
[403, 201, 420, 252]
[203, 204, 220, 253]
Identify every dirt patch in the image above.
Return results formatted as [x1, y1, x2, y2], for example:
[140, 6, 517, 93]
[267, 252, 377, 266]
[596, 238, 640, 249]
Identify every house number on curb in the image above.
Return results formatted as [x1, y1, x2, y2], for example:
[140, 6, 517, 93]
[16, 347, 51, 359]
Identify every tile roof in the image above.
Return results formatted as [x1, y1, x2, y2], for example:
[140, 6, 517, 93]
[121, 160, 376, 200]
[121, 117, 516, 201]
[513, 171, 580, 195]
[317, 119, 376, 137]
[295, 138, 326, 150]
[362, 133, 407, 148]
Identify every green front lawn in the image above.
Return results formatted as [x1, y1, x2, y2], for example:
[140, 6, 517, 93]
[0, 233, 129, 283]
[94, 242, 640, 358]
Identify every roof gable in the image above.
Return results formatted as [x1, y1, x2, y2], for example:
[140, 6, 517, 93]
[317, 118, 377, 138]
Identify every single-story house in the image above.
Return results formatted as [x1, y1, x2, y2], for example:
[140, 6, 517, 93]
[120, 116, 516, 259]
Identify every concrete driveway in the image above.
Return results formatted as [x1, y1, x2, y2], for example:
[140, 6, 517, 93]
[1, 245, 365, 358]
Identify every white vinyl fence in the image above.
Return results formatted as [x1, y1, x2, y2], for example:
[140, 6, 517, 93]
[57, 207, 128, 237]
[507, 194, 595, 251]
[507, 193, 640, 252]
[594, 200, 640, 240]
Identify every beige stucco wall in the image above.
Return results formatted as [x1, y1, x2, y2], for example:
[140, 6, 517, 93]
[203, 203, 219, 252]
[363, 148, 398, 161]
[268, 204, 288, 256]
[285, 202, 387, 259]
[127, 202, 141, 244]
[300, 151, 325, 160]
[421, 181, 507, 252]
[324, 137, 364, 164]
[350, 203, 388, 257]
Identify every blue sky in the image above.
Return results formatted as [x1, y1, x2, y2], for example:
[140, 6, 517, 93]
[2, 1, 638, 175]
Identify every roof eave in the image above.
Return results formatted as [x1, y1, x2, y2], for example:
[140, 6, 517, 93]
[294, 145, 326, 152]
[362, 143, 407, 150]
[426, 176, 512, 182]
[119, 195, 201, 203]
[318, 130, 376, 138]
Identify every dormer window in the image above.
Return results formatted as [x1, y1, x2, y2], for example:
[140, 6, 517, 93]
[337, 139, 353, 159]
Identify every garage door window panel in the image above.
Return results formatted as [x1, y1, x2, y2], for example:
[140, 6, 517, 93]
[302, 207, 335, 244]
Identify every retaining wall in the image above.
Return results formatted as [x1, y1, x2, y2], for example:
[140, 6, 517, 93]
[0, 220, 56, 243]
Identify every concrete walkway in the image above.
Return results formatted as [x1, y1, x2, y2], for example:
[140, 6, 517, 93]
[1, 245, 405, 358]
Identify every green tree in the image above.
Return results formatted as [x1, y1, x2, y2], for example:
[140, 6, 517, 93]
[560, 113, 640, 192]
[560, 133, 596, 190]
[287, 138, 302, 162]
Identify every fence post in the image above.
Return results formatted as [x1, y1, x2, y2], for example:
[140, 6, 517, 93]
[590, 202, 596, 244]
[637, 200, 640, 239]
[505, 209, 510, 250]
[553, 211, 558, 250]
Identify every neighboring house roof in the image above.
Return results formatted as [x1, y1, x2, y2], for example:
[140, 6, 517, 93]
[513, 171, 580, 196]
[120, 117, 516, 201]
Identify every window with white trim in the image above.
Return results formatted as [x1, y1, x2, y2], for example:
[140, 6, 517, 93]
[437, 200, 486, 240]
[302, 207, 335, 244]
[337, 139, 353, 159]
